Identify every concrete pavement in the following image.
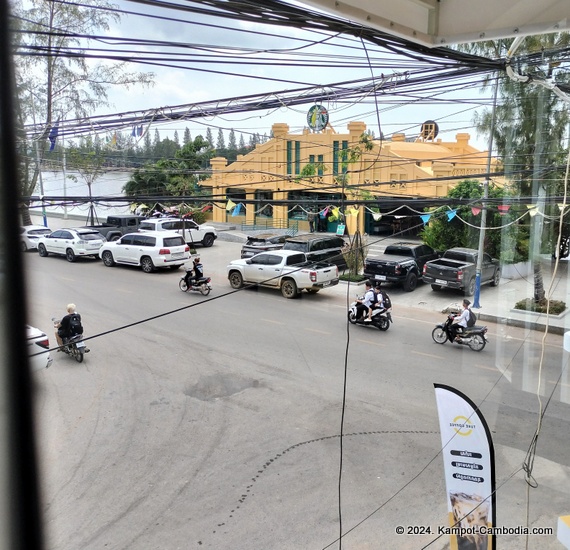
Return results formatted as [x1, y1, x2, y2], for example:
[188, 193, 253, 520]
[210, 221, 570, 336]
[30, 213, 570, 335]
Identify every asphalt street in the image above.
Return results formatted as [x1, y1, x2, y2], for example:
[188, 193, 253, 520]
[23, 239, 570, 550]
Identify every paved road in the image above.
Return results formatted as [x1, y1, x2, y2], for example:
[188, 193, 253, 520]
[24, 243, 570, 549]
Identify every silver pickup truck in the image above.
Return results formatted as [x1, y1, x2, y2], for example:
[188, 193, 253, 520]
[227, 250, 339, 298]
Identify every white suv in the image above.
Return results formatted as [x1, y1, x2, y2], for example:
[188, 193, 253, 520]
[27, 325, 52, 371]
[138, 218, 217, 247]
[99, 230, 190, 273]
[37, 228, 106, 262]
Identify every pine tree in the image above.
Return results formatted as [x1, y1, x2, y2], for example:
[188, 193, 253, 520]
[183, 127, 191, 145]
[205, 128, 214, 147]
[216, 128, 225, 150]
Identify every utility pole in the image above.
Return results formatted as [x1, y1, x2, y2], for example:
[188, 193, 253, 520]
[473, 74, 499, 309]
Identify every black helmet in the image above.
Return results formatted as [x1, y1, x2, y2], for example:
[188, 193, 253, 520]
[463, 299, 471, 306]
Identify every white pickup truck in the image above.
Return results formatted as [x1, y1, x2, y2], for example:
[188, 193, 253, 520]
[138, 217, 218, 247]
[227, 250, 339, 298]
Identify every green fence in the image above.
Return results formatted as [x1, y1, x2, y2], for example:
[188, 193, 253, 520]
[241, 220, 298, 235]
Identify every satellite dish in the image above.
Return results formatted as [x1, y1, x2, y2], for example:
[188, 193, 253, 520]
[420, 120, 439, 140]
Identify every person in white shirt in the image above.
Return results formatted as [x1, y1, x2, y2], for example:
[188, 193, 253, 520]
[450, 299, 471, 341]
[355, 281, 375, 321]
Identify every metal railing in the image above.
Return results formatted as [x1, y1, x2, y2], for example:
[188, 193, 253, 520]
[241, 219, 298, 235]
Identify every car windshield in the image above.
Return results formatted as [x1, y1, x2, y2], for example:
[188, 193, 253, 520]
[28, 228, 51, 236]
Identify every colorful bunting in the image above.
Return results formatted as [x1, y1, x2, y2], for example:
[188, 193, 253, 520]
[497, 205, 510, 216]
[446, 210, 457, 221]
[226, 199, 236, 211]
[471, 207, 481, 216]
[526, 205, 537, 217]
[420, 213, 432, 225]
[372, 212, 382, 221]
[558, 203, 567, 212]
[232, 203, 242, 216]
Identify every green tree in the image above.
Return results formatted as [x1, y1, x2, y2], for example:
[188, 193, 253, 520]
[183, 127, 191, 145]
[12, 0, 154, 224]
[205, 128, 214, 148]
[457, 34, 570, 302]
[420, 179, 524, 261]
[216, 128, 225, 151]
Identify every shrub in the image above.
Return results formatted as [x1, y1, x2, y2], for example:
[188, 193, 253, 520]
[514, 298, 566, 315]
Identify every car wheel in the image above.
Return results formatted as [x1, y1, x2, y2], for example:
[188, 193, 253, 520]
[432, 327, 448, 344]
[228, 271, 244, 289]
[202, 234, 215, 247]
[403, 271, 418, 292]
[102, 250, 115, 267]
[431, 284, 442, 291]
[468, 333, 486, 352]
[38, 244, 48, 257]
[140, 256, 155, 273]
[490, 269, 501, 287]
[66, 248, 76, 262]
[21, 242, 27, 252]
[464, 277, 476, 296]
[281, 279, 299, 299]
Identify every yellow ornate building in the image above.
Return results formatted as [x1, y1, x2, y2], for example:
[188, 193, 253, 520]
[209, 121, 493, 234]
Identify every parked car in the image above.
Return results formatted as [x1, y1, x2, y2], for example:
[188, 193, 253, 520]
[363, 242, 439, 292]
[99, 230, 190, 273]
[282, 234, 347, 268]
[37, 228, 106, 262]
[27, 324, 52, 371]
[20, 225, 51, 251]
[82, 214, 146, 241]
[241, 233, 289, 258]
[138, 217, 218, 247]
[422, 247, 501, 296]
[227, 250, 339, 298]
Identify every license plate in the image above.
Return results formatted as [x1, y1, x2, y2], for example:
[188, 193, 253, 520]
[375, 275, 386, 281]
[171, 252, 184, 259]
[323, 281, 331, 286]
[435, 279, 448, 285]
[76, 340, 86, 348]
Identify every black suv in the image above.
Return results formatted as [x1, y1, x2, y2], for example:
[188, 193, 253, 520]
[282, 234, 346, 268]
[240, 233, 289, 259]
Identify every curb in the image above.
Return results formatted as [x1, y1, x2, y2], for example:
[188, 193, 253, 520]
[478, 312, 566, 335]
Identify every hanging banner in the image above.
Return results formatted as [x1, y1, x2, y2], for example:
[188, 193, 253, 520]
[497, 205, 510, 216]
[471, 207, 481, 216]
[420, 213, 432, 225]
[526, 205, 537, 217]
[447, 210, 457, 221]
[336, 223, 346, 236]
[372, 212, 382, 221]
[232, 203, 242, 216]
[434, 384, 496, 550]
[226, 199, 236, 211]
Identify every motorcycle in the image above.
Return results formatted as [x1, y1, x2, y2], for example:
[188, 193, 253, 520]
[179, 275, 212, 296]
[431, 309, 488, 352]
[348, 297, 393, 331]
[52, 318, 88, 363]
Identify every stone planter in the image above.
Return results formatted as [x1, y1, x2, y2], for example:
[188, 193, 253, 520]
[501, 261, 532, 280]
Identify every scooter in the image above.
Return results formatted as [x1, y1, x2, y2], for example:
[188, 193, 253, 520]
[431, 309, 488, 352]
[179, 275, 212, 296]
[348, 298, 393, 331]
[53, 318, 88, 363]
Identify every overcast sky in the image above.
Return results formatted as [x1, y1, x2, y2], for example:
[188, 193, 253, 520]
[98, 0, 492, 149]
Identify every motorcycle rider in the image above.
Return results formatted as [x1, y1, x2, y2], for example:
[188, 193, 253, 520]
[184, 256, 204, 288]
[366, 283, 385, 321]
[55, 303, 88, 351]
[355, 280, 375, 321]
[450, 299, 471, 342]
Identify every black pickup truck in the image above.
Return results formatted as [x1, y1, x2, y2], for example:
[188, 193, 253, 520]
[83, 215, 146, 241]
[422, 247, 501, 296]
[363, 242, 439, 292]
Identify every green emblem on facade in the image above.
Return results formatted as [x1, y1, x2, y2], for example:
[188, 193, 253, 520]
[307, 105, 329, 131]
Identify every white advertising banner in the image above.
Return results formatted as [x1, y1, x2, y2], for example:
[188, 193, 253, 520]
[434, 384, 496, 550]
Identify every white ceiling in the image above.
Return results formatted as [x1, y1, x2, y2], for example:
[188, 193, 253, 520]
[299, 0, 570, 46]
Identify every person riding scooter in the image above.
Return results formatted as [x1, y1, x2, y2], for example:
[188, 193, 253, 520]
[355, 280, 375, 321]
[449, 299, 471, 342]
[184, 256, 204, 288]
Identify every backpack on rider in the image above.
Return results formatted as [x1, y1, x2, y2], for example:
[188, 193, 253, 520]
[69, 313, 83, 335]
[467, 308, 477, 327]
